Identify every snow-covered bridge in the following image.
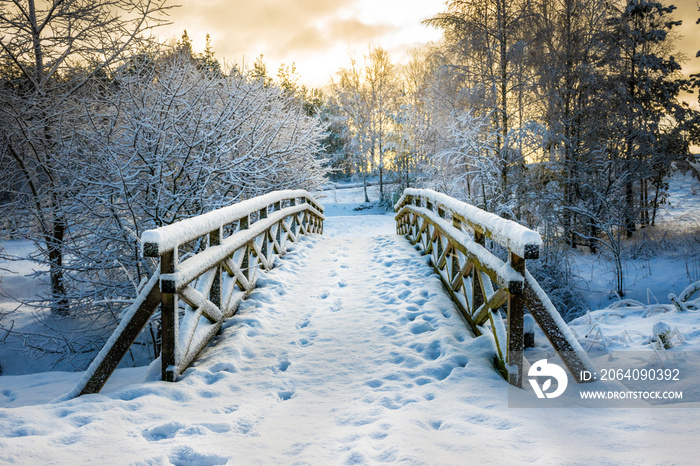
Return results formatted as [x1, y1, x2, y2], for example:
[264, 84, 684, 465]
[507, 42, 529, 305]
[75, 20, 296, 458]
[2, 190, 698, 464]
[68, 189, 593, 398]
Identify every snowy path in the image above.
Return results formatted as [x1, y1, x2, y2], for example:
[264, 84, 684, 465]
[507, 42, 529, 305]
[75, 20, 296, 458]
[0, 215, 698, 464]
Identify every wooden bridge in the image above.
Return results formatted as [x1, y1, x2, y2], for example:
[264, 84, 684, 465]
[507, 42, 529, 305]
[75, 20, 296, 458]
[68, 189, 594, 398]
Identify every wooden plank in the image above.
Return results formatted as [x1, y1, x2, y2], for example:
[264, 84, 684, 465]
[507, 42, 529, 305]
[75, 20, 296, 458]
[249, 235, 271, 270]
[271, 223, 283, 255]
[179, 285, 223, 324]
[473, 288, 509, 325]
[523, 276, 595, 382]
[222, 256, 250, 292]
[77, 275, 161, 396]
[209, 228, 222, 310]
[451, 259, 474, 292]
[175, 320, 222, 378]
[435, 265, 481, 337]
[141, 190, 321, 255]
[436, 239, 451, 270]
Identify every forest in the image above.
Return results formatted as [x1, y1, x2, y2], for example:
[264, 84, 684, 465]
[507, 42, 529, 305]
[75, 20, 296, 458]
[1, 0, 700, 370]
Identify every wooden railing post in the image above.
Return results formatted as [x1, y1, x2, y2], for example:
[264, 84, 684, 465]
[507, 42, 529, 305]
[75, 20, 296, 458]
[209, 228, 222, 310]
[508, 252, 525, 388]
[472, 230, 485, 311]
[240, 215, 250, 281]
[161, 248, 178, 382]
[289, 198, 297, 236]
[436, 206, 445, 259]
[273, 201, 282, 246]
[451, 217, 461, 282]
[259, 207, 268, 259]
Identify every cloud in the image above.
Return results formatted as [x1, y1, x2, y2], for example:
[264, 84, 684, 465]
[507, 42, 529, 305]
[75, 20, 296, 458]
[161, 0, 395, 60]
[327, 18, 398, 43]
[155, 0, 444, 86]
[282, 19, 397, 54]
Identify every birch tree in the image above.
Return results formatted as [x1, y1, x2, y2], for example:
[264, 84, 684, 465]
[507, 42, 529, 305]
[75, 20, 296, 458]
[426, 0, 531, 209]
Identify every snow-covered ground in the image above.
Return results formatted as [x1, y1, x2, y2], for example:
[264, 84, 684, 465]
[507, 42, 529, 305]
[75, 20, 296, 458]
[563, 170, 700, 311]
[1, 177, 700, 464]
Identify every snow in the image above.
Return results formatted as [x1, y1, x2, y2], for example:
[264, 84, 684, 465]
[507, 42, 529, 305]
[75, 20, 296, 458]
[656, 170, 700, 230]
[1, 181, 699, 463]
[568, 170, 700, 311]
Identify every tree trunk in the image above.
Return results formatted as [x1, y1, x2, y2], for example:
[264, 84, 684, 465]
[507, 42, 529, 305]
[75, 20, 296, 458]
[625, 180, 636, 238]
[48, 197, 69, 315]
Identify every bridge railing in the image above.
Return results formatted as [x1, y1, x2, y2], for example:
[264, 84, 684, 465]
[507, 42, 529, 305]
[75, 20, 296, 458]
[395, 188, 594, 387]
[69, 190, 324, 397]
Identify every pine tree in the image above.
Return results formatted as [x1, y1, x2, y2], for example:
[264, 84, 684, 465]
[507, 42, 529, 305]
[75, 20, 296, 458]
[603, 0, 686, 236]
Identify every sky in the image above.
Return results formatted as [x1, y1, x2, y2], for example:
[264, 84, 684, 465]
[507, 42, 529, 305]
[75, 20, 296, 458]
[158, 0, 445, 88]
[158, 0, 700, 91]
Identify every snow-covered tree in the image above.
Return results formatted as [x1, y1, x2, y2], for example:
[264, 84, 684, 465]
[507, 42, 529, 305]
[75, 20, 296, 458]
[426, 0, 533, 210]
[601, 0, 688, 236]
[69, 49, 327, 318]
[0, 0, 170, 315]
[333, 48, 402, 202]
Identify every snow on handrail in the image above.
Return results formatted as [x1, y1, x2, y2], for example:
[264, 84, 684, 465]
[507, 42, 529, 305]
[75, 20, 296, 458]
[160, 204, 322, 292]
[395, 188, 541, 259]
[142, 190, 323, 256]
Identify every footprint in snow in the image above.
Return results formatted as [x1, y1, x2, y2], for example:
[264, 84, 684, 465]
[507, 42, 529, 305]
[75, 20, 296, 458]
[168, 446, 229, 465]
[277, 360, 291, 372]
[1, 390, 16, 403]
[200, 371, 229, 385]
[430, 420, 443, 430]
[296, 337, 314, 347]
[409, 321, 434, 334]
[377, 395, 418, 410]
[365, 379, 383, 388]
[142, 422, 185, 442]
[328, 298, 343, 312]
[296, 318, 311, 329]
[209, 362, 237, 373]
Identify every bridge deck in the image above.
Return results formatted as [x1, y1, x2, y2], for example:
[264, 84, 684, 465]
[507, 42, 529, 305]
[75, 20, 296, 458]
[184, 218, 495, 461]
